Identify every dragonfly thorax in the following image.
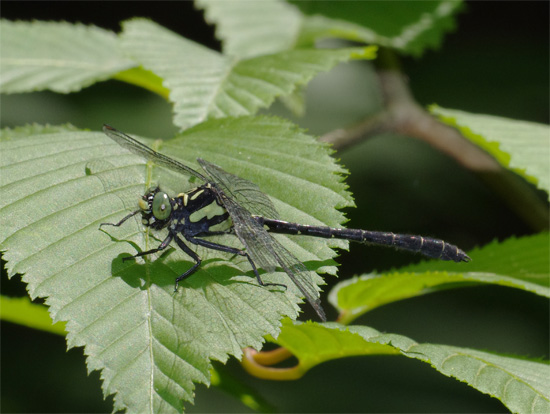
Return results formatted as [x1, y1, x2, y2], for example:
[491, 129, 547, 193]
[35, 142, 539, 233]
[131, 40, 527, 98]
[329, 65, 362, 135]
[174, 184, 233, 234]
[138, 184, 232, 235]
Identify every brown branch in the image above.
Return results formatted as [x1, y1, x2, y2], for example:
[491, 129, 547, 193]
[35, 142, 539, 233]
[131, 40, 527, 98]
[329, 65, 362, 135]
[321, 70, 500, 172]
[320, 68, 549, 231]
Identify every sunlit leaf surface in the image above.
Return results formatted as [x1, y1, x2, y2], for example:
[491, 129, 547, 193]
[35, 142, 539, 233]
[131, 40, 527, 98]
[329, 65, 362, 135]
[0, 118, 351, 412]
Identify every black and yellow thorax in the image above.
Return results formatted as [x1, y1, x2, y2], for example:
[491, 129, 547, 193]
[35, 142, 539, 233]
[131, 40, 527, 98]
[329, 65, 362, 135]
[139, 184, 232, 236]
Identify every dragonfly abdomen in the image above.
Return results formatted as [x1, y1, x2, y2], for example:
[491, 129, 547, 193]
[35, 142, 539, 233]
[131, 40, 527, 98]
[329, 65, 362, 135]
[257, 217, 470, 263]
[358, 231, 470, 262]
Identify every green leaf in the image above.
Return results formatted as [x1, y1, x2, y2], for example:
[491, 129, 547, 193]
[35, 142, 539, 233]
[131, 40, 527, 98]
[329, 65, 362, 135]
[0, 295, 66, 335]
[330, 233, 549, 323]
[113, 67, 170, 98]
[196, 0, 303, 58]
[296, 0, 463, 56]
[273, 321, 550, 414]
[431, 106, 550, 198]
[0, 20, 134, 93]
[0, 117, 352, 412]
[119, 18, 375, 130]
[0, 123, 80, 138]
[197, 0, 462, 57]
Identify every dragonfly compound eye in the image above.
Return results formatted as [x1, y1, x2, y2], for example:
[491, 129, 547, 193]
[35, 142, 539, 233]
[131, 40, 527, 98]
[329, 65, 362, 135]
[152, 192, 172, 220]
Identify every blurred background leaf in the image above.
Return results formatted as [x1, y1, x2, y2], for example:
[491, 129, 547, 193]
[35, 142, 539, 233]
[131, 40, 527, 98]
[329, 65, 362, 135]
[0, 20, 134, 93]
[119, 18, 375, 130]
[432, 106, 550, 197]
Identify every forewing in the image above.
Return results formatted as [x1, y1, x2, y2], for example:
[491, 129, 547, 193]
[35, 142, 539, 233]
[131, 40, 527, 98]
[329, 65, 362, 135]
[197, 158, 279, 219]
[102, 124, 208, 182]
[102, 127, 325, 318]
[219, 194, 326, 321]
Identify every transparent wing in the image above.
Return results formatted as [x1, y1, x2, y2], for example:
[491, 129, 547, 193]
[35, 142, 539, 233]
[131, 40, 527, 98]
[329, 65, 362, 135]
[197, 158, 279, 220]
[102, 124, 208, 182]
[219, 193, 326, 321]
[102, 125, 324, 318]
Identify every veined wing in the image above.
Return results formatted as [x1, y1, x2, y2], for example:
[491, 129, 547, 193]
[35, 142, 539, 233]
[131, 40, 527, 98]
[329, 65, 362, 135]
[218, 192, 326, 322]
[102, 124, 209, 182]
[197, 158, 279, 220]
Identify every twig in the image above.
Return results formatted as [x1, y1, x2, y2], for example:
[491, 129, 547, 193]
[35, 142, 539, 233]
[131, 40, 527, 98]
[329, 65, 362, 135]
[320, 66, 548, 231]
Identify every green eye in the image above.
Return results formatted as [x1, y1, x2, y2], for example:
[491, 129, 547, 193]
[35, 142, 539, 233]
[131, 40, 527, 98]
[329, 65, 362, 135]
[152, 192, 171, 220]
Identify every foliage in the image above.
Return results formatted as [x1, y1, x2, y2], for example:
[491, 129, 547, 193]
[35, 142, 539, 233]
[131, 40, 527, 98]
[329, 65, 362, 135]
[431, 106, 550, 197]
[331, 233, 550, 323]
[1, 1, 548, 413]
[270, 321, 549, 414]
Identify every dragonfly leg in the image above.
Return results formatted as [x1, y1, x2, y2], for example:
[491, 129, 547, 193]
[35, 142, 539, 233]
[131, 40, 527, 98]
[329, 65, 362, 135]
[188, 237, 287, 291]
[99, 209, 141, 228]
[246, 254, 288, 292]
[123, 233, 174, 262]
[173, 235, 203, 292]
[195, 230, 234, 237]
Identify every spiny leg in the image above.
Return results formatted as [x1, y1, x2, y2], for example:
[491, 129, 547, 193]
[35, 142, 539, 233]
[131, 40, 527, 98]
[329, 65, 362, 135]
[123, 233, 174, 262]
[187, 236, 287, 291]
[173, 235, 203, 292]
[242, 249, 287, 291]
[99, 209, 141, 228]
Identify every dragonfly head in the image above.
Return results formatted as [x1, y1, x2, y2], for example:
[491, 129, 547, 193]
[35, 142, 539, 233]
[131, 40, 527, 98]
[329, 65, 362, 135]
[139, 187, 173, 230]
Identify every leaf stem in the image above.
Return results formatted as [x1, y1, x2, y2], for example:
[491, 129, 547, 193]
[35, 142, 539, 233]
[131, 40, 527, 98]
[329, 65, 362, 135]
[241, 347, 304, 380]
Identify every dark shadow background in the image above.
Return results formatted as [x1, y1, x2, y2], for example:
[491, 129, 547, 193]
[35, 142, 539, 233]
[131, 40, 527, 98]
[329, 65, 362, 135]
[1, 1, 548, 413]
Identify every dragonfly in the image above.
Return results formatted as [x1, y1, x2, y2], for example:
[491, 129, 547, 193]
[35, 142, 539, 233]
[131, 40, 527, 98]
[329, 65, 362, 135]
[100, 124, 470, 322]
